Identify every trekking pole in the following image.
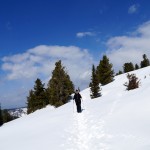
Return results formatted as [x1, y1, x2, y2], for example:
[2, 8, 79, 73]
[73, 99, 74, 113]
[81, 98, 85, 110]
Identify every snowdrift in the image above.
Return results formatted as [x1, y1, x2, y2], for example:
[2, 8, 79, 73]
[0, 67, 150, 150]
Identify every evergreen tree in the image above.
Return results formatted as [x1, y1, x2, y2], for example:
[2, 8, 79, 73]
[89, 65, 101, 99]
[33, 78, 47, 108]
[96, 55, 114, 85]
[0, 103, 3, 126]
[47, 60, 74, 107]
[116, 70, 123, 76]
[27, 90, 35, 114]
[123, 62, 134, 73]
[140, 54, 150, 68]
[2, 109, 14, 123]
[27, 78, 47, 114]
[124, 73, 140, 90]
[135, 64, 140, 70]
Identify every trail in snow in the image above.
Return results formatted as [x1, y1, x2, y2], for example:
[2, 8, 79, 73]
[62, 91, 140, 150]
[61, 105, 113, 150]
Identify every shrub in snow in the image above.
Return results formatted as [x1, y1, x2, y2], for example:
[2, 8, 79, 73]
[124, 73, 140, 90]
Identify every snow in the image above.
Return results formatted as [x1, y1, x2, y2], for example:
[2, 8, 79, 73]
[0, 67, 150, 150]
[8, 107, 27, 117]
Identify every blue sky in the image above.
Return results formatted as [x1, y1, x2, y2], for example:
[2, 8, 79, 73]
[1, 0, 150, 108]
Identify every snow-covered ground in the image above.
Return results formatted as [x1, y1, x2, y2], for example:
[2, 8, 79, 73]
[0, 67, 150, 150]
[8, 107, 27, 118]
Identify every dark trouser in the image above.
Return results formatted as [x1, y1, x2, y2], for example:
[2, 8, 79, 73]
[75, 100, 81, 113]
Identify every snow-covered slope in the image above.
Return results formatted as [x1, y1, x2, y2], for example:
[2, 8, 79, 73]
[8, 107, 27, 118]
[0, 67, 150, 150]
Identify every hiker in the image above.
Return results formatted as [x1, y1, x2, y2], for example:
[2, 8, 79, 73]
[73, 90, 82, 113]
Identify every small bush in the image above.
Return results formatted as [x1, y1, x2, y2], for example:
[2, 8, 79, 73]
[124, 73, 140, 90]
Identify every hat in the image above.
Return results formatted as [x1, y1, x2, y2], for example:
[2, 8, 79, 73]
[75, 89, 79, 93]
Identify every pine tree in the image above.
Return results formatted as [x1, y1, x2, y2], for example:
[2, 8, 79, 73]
[124, 73, 140, 90]
[123, 62, 134, 73]
[116, 70, 123, 76]
[47, 60, 74, 107]
[27, 90, 35, 114]
[140, 54, 150, 68]
[89, 65, 101, 99]
[27, 78, 47, 114]
[33, 78, 47, 108]
[96, 55, 114, 85]
[2, 109, 14, 123]
[0, 103, 3, 126]
[135, 64, 140, 70]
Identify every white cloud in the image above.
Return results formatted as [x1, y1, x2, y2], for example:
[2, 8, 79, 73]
[1, 45, 93, 89]
[1, 45, 94, 108]
[106, 21, 150, 72]
[76, 32, 95, 38]
[128, 4, 139, 14]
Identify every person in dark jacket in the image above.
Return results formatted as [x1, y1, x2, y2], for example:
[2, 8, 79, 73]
[73, 90, 82, 113]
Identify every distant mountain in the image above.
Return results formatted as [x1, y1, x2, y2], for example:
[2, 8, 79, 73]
[8, 107, 27, 118]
